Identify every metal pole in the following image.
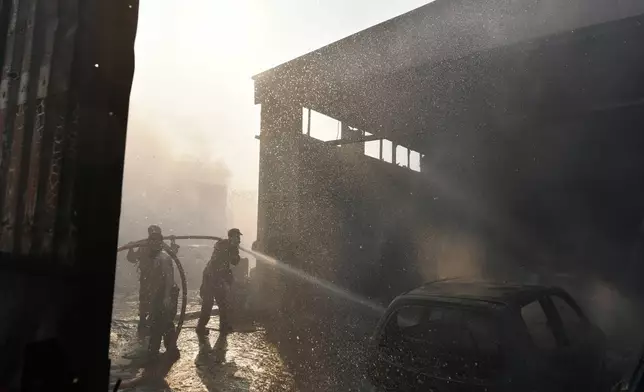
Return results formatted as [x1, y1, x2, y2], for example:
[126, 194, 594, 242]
[307, 108, 311, 136]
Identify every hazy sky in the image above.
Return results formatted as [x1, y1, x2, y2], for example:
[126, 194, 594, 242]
[128, 0, 431, 191]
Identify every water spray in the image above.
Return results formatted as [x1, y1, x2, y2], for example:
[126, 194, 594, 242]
[118, 234, 385, 335]
[242, 247, 386, 314]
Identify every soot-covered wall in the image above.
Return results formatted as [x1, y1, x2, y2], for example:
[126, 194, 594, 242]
[257, 19, 644, 304]
[257, 102, 436, 302]
[257, 102, 510, 303]
[258, 99, 644, 303]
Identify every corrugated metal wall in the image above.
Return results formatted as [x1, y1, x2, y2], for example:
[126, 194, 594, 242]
[0, 0, 139, 389]
[0, 0, 79, 257]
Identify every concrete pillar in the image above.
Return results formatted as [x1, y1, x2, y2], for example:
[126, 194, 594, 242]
[340, 124, 363, 156]
[256, 101, 303, 314]
[257, 101, 303, 249]
[420, 153, 430, 173]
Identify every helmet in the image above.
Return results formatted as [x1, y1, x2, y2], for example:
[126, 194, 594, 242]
[228, 228, 242, 238]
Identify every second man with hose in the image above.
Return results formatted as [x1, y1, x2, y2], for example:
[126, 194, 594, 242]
[196, 228, 242, 335]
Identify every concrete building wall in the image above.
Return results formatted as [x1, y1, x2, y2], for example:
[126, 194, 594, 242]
[257, 101, 644, 304]
[256, 14, 644, 304]
[256, 102, 489, 302]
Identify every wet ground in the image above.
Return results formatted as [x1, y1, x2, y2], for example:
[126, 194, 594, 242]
[109, 291, 297, 392]
[107, 289, 639, 392]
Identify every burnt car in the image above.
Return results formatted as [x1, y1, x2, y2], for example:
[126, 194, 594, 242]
[365, 282, 610, 392]
[611, 343, 644, 392]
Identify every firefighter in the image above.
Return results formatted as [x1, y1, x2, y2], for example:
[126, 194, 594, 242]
[144, 227, 180, 362]
[127, 226, 180, 339]
[126, 225, 161, 338]
[196, 228, 242, 335]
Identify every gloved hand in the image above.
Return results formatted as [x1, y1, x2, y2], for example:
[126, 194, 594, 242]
[169, 236, 180, 254]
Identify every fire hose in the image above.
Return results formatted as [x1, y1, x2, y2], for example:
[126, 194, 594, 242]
[116, 235, 223, 337]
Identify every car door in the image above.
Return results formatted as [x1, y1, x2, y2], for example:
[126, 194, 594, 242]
[520, 298, 566, 391]
[545, 293, 606, 388]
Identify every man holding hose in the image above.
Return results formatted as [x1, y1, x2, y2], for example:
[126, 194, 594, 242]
[196, 228, 242, 335]
[127, 225, 180, 361]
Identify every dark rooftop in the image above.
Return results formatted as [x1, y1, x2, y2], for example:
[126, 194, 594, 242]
[402, 281, 561, 307]
[254, 0, 644, 84]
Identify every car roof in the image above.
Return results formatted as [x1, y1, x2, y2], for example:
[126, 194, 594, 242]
[398, 280, 565, 308]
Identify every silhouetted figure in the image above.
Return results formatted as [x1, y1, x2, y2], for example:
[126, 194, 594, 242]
[127, 226, 180, 365]
[149, 233, 179, 364]
[127, 225, 179, 340]
[196, 228, 242, 335]
[126, 225, 159, 338]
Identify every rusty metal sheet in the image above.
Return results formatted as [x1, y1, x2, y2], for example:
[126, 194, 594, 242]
[0, 0, 80, 257]
[1, 0, 36, 251]
[0, 1, 138, 390]
[20, 0, 58, 253]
